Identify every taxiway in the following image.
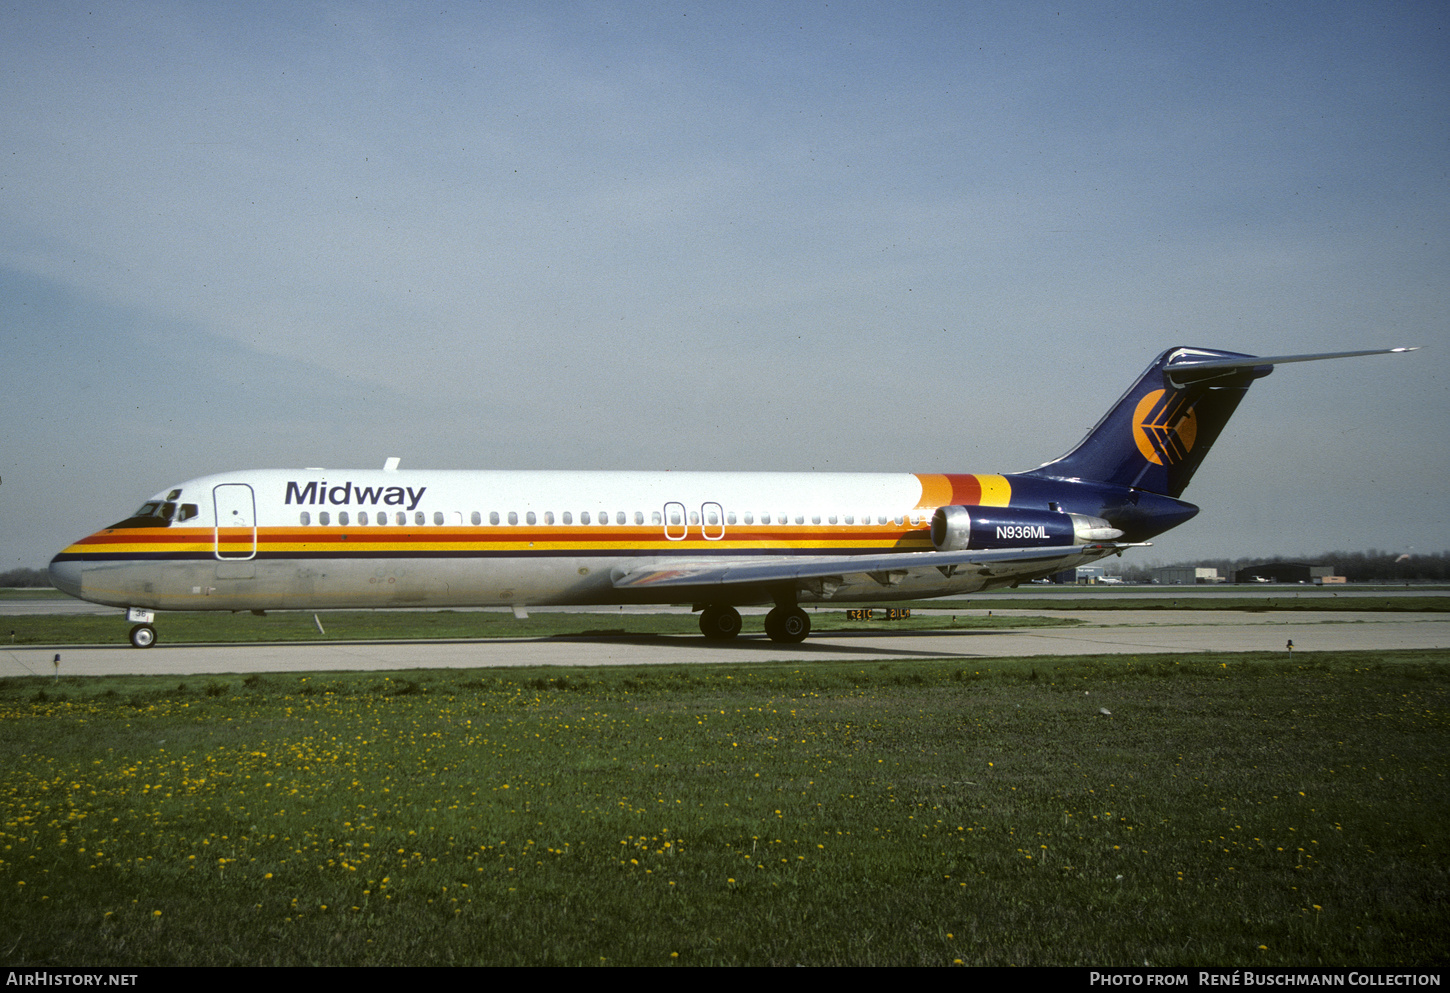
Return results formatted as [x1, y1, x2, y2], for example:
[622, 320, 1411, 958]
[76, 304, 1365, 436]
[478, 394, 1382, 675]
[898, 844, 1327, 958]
[4, 606, 1445, 678]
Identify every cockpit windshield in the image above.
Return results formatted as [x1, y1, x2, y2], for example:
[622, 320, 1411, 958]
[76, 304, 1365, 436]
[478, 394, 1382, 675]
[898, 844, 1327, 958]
[106, 493, 199, 530]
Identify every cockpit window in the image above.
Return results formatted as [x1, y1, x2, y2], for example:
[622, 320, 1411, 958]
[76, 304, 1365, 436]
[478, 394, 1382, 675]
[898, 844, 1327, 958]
[106, 498, 196, 530]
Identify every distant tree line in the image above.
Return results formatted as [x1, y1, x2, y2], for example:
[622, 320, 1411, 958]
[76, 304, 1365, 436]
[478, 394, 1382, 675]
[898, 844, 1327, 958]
[0, 568, 51, 587]
[1117, 550, 1450, 583]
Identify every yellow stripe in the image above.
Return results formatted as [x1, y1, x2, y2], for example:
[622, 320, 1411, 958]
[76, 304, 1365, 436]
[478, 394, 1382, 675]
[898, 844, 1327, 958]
[976, 474, 1011, 507]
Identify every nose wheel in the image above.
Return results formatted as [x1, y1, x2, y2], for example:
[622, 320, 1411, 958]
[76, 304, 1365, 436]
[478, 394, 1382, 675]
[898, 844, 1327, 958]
[125, 608, 158, 648]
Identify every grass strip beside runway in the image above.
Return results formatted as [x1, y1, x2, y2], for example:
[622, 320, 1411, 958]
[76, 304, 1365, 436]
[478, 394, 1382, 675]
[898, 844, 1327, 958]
[1, 650, 1446, 966]
[967, 595, 1450, 612]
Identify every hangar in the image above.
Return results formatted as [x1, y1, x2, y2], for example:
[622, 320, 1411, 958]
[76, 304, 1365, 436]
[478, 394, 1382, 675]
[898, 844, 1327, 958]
[1154, 567, 1223, 585]
[1234, 562, 1341, 584]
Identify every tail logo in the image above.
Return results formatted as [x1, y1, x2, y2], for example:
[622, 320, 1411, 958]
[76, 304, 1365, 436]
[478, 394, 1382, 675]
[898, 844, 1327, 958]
[1132, 389, 1198, 465]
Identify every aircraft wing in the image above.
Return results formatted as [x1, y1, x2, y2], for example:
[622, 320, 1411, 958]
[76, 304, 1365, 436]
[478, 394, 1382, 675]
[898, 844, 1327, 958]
[610, 543, 1137, 591]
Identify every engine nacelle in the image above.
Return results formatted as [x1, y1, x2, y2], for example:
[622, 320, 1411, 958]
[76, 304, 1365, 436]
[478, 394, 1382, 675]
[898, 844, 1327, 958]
[929, 505, 1123, 551]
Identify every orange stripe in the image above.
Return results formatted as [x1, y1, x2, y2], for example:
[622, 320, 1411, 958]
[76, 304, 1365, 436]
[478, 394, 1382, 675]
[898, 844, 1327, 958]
[913, 474, 955, 510]
[64, 524, 935, 557]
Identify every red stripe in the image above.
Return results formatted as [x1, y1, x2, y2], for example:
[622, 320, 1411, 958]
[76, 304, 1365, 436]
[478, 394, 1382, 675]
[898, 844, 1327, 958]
[944, 474, 983, 505]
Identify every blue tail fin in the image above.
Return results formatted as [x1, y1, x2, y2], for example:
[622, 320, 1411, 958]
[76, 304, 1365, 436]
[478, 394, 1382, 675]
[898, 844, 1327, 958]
[1022, 346, 1271, 498]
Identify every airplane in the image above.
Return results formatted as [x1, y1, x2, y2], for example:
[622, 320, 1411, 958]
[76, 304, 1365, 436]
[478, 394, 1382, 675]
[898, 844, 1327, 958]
[48, 345, 1414, 648]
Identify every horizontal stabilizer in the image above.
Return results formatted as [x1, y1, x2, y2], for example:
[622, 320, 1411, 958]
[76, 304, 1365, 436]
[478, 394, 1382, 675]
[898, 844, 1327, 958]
[1164, 347, 1418, 386]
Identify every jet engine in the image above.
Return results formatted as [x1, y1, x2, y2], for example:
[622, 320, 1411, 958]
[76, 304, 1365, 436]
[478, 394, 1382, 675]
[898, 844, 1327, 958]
[929, 505, 1123, 551]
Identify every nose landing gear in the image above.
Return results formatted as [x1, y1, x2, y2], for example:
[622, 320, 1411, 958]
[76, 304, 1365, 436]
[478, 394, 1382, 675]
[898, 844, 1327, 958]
[126, 608, 158, 648]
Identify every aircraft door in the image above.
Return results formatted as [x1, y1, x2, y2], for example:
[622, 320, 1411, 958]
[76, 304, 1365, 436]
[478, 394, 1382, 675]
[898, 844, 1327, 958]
[663, 501, 687, 541]
[214, 484, 257, 560]
[701, 502, 725, 540]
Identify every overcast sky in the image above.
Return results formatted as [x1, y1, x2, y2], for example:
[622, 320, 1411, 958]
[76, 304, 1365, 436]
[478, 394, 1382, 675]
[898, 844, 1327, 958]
[3, 0, 1446, 574]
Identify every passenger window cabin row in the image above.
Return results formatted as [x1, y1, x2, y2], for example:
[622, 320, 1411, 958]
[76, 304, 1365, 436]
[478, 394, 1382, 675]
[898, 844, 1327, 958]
[293, 510, 923, 528]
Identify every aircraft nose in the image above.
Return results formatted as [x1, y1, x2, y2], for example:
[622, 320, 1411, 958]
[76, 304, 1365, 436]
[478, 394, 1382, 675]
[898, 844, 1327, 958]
[48, 556, 83, 599]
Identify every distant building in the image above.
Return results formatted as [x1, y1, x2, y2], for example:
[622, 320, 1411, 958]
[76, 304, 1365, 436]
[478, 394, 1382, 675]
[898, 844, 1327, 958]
[1048, 565, 1119, 584]
[1154, 567, 1223, 585]
[1234, 563, 1340, 584]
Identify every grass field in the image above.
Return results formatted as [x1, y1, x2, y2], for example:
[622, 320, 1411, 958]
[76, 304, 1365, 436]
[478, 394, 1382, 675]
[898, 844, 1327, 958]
[966, 595, 1450, 613]
[1, 650, 1446, 966]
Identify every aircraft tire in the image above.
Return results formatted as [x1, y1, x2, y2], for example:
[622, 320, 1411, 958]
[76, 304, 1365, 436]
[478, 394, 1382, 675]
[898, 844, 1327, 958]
[699, 605, 742, 640]
[129, 624, 157, 649]
[764, 606, 810, 644]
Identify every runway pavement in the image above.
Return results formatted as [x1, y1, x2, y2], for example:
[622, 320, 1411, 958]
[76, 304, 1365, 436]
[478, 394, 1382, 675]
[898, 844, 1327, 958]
[5, 608, 1446, 678]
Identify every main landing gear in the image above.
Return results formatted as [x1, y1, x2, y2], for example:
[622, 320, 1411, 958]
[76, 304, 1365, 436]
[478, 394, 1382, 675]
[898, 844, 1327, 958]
[697, 603, 811, 644]
[763, 605, 810, 644]
[698, 604, 743, 640]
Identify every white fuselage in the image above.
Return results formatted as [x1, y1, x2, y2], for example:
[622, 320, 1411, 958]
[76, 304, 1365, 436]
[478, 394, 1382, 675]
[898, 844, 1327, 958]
[49, 467, 1109, 612]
